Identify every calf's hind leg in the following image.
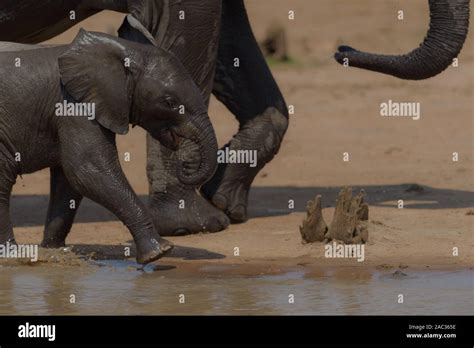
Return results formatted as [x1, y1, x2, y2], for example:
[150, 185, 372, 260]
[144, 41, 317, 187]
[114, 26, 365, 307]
[0, 155, 17, 245]
[41, 167, 83, 248]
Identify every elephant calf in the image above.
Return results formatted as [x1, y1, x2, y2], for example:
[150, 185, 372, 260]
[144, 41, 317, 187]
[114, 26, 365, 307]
[0, 29, 218, 264]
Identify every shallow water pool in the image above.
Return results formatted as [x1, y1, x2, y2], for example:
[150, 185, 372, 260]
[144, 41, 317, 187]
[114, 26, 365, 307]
[0, 262, 472, 315]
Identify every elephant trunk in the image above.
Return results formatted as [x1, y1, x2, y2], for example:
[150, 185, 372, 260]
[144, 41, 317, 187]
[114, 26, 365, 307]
[176, 113, 218, 187]
[335, 0, 470, 80]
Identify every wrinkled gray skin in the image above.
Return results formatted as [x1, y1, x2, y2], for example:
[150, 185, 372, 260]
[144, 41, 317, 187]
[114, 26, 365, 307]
[334, 0, 470, 80]
[0, 0, 470, 238]
[0, 29, 219, 263]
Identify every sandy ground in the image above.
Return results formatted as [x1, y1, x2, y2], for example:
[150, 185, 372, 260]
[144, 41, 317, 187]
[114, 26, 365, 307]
[6, 1, 474, 272]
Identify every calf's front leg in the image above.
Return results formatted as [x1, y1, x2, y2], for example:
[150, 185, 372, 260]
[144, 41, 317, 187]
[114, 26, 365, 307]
[59, 127, 173, 264]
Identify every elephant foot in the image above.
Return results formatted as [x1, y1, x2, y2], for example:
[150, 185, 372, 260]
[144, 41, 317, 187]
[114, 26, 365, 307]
[135, 236, 173, 265]
[201, 165, 252, 223]
[41, 235, 66, 249]
[149, 189, 230, 236]
[202, 107, 289, 223]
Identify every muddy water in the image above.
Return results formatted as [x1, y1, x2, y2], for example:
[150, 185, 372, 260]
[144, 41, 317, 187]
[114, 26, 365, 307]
[0, 262, 472, 315]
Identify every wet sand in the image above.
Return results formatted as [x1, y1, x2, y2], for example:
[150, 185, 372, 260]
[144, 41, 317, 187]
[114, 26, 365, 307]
[5, 1, 474, 272]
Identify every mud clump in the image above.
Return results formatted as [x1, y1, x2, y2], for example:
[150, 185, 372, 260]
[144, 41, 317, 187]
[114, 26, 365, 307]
[327, 187, 369, 244]
[300, 187, 369, 244]
[300, 195, 328, 242]
[390, 270, 408, 279]
[0, 247, 88, 267]
[376, 263, 394, 270]
[36, 247, 88, 266]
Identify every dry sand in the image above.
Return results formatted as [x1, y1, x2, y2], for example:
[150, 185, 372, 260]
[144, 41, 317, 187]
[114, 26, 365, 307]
[7, 1, 473, 272]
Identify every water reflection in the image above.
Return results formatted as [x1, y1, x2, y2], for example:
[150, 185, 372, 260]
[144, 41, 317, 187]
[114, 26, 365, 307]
[0, 264, 472, 315]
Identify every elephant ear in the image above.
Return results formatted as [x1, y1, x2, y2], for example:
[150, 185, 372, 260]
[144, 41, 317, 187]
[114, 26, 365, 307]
[124, 0, 165, 40]
[58, 29, 132, 135]
[118, 14, 158, 46]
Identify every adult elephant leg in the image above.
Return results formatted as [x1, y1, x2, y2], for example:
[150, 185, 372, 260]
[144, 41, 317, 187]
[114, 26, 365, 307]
[119, 0, 230, 236]
[41, 167, 83, 248]
[201, 0, 289, 223]
[146, 135, 229, 236]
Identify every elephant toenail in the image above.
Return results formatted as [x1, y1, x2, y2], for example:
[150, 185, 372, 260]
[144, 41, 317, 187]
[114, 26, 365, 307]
[211, 193, 228, 210]
[208, 215, 230, 232]
[229, 205, 247, 223]
[173, 228, 189, 236]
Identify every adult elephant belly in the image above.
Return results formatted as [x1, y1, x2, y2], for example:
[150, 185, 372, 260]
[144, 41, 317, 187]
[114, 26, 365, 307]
[0, 0, 98, 43]
[128, 0, 223, 100]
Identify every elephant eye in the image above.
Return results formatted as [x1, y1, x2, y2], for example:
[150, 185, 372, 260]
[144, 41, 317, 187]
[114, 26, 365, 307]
[165, 97, 179, 111]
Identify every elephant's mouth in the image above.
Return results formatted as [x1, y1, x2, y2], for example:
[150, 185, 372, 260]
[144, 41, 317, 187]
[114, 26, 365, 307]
[157, 127, 182, 151]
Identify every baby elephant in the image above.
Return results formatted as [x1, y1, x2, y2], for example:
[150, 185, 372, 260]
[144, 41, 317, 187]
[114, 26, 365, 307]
[0, 29, 218, 264]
